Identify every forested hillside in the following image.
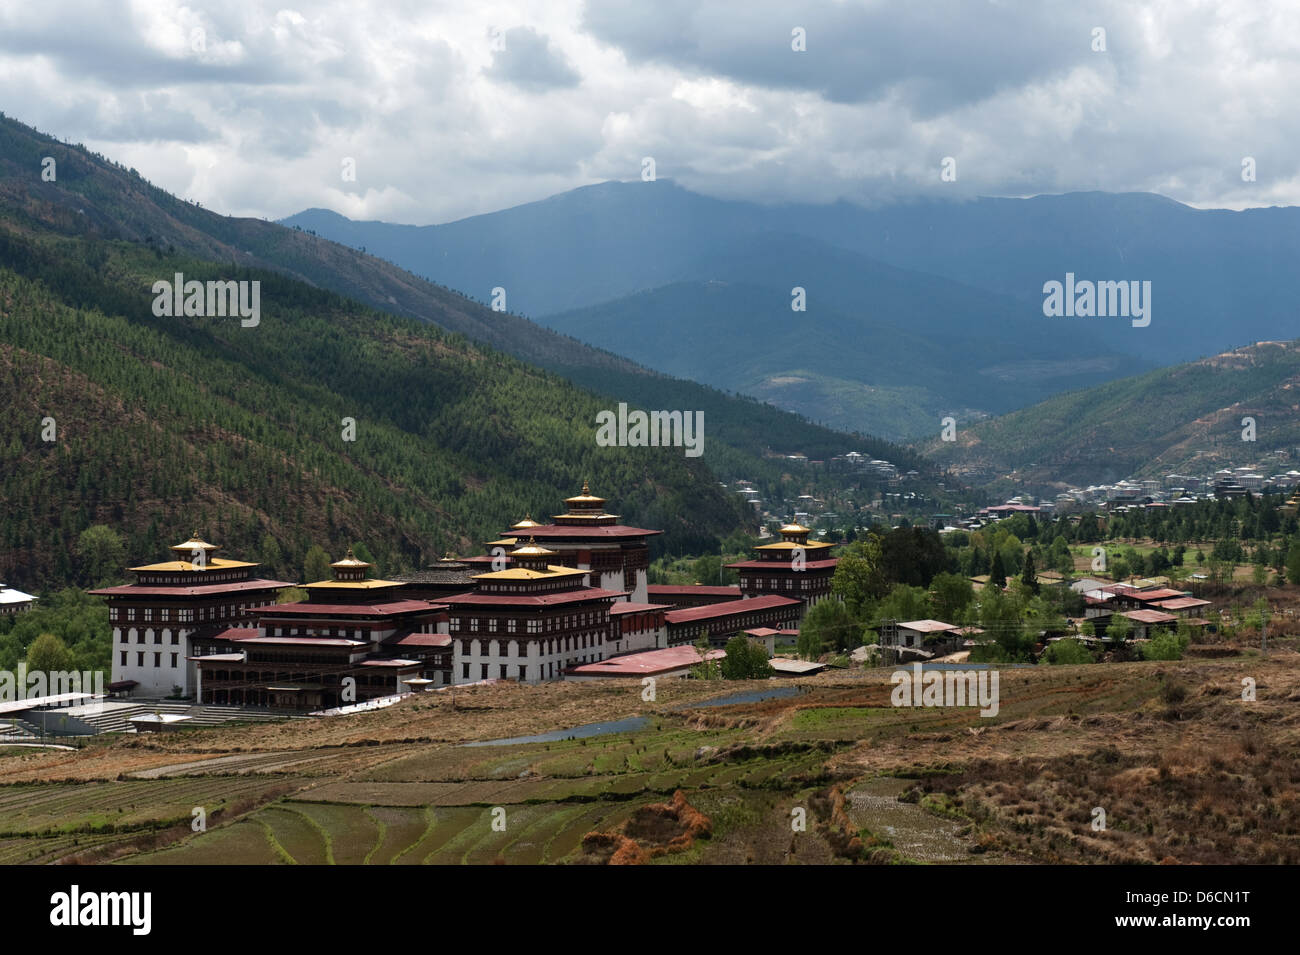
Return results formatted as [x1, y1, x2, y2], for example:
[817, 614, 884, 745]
[924, 341, 1300, 491]
[0, 232, 750, 591]
[0, 112, 919, 477]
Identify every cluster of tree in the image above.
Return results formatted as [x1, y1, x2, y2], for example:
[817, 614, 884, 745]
[0, 588, 111, 674]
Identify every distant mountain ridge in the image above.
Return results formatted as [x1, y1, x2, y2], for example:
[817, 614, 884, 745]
[284, 181, 1300, 364]
[922, 340, 1300, 493]
[286, 182, 1188, 438]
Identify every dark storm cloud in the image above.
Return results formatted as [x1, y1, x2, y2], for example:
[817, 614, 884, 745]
[485, 26, 581, 92]
[581, 0, 1130, 114]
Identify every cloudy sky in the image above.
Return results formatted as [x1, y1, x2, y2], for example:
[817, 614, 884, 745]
[4, 0, 1299, 223]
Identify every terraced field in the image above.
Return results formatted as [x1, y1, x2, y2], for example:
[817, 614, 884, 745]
[2, 655, 1295, 865]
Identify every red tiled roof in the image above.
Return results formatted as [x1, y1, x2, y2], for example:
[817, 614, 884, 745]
[647, 585, 742, 597]
[259, 600, 446, 616]
[609, 602, 672, 614]
[441, 588, 627, 608]
[391, 632, 452, 647]
[664, 595, 801, 624]
[89, 578, 294, 597]
[725, 558, 839, 570]
[567, 645, 725, 677]
[504, 525, 661, 538]
[1123, 609, 1178, 624]
[213, 627, 259, 641]
[1154, 597, 1212, 610]
[1132, 588, 1187, 602]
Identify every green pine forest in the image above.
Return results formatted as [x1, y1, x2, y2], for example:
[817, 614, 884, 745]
[0, 229, 761, 589]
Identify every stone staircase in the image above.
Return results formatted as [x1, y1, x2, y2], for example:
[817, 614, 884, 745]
[65, 701, 302, 735]
[0, 718, 41, 741]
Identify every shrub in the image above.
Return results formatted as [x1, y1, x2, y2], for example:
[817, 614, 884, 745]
[1142, 630, 1190, 661]
[1042, 638, 1094, 665]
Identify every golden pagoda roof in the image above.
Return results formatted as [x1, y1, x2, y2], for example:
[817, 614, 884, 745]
[331, 548, 372, 570]
[302, 578, 403, 590]
[169, 532, 220, 555]
[130, 557, 256, 572]
[755, 540, 834, 552]
[510, 537, 556, 557]
[473, 565, 587, 581]
[779, 523, 811, 534]
[564, 480, 606, 505]
[486, 537, 519, 548]
[510, 513, 542, 530]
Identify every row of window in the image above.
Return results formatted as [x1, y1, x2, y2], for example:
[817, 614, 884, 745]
[450, 611, 605, 634]
[138, 572, 246, 584]
[458, 632, 606, 657]
[121, 630, 182, 646]
[746, 577, 825, 590]
[115, 600, 273, 624]
[120, 651, 180, 669]
[273, 626, 369, 639]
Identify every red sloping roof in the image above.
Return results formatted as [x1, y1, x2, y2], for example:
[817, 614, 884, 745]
[259, 600, 445, 616]
[504, 525, 661, 538]
[215, 627, 260, 641]
[89, 578, 295, 597]
[440, 588, 626, 608]
[647, 585, 742, 597]
[664, 595, 801, 624]
[1155, 597, 1211, 610]
[391, 633, 452, 647]
[1131, 588, 1187, 602]
[567, 645, 724, 676]
[1123, 609, 1178, 624]
[609, 602, 672, 614]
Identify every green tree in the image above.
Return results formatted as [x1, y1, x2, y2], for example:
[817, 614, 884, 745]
[304, 545, 332, 583]
[350, 542, 379, 577]
[1043, 637, 1094, 665]
[989, 550, 1007, 589]
[1141, 629, 1189, 661]
[720, 635, 774, 679]
[929, 572, 974, 623]
[259, 533, 285, 579]
[1286, 543, 1300, 588]
[879, 584, 931, 626]
[693, 554, 723, 586]
[800, 598, 861, 655]
[26, 632, 74, 673]
[76, 525, 125, 587]
[831, 537, 887, 616]
[1106, 614, 1133, 643]
[691, 631, 721, 680]
[1020, 551, 1039, 594]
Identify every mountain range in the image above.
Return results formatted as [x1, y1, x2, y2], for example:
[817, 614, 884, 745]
[287, 180, 1300, 438]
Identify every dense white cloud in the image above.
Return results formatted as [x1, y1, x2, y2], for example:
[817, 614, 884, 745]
[2, 0, 1298, 222]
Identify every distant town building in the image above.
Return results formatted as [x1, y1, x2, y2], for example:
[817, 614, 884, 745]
[0, 582, 35, 615]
